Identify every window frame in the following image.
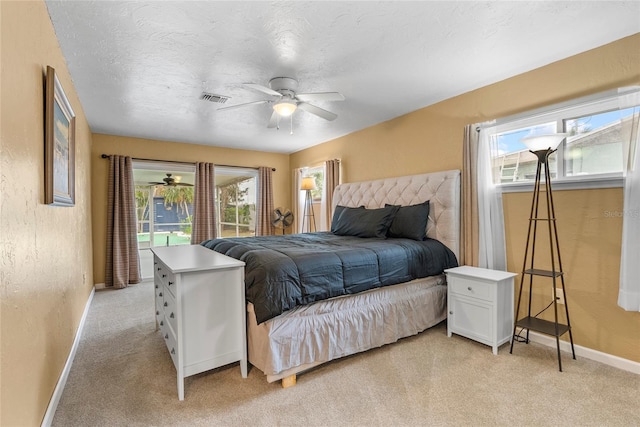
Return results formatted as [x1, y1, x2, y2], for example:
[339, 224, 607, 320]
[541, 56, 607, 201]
[487, 89, 639, 193]
[214, 166, 259, 238]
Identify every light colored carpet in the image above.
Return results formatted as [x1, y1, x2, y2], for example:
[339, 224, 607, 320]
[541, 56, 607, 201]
[53, 280, 639, 426]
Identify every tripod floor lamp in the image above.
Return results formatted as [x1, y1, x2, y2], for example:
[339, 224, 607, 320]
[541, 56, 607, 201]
[509, 133, 576, 371]
[300, 176, 317, 233]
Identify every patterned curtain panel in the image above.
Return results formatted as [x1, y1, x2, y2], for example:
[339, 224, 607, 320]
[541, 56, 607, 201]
[461, 124, 479, 267]
[321, 159, 341, 231]
[190, 162, 217, 244]
[256, 166, 275, 236]
[105, 155, 141, 288]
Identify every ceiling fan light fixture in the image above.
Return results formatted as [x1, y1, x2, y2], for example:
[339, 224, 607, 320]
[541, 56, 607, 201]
[273, 100, 297, 117]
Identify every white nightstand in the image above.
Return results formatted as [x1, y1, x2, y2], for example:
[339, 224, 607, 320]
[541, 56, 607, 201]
[151, 245, 247, 400]
[445, 266, 517, 355]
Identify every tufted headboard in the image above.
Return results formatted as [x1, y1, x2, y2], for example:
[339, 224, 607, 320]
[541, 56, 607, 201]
[332, 170, 461, 260]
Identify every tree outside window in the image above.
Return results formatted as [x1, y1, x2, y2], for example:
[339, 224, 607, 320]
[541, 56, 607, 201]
[306, 167, 324, 201]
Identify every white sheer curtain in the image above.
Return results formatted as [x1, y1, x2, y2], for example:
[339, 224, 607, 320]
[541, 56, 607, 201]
[477, 126, 507, 270]
[618, 95, 640, 311]
[292, 168, 305, 233]
[320, 159, 340, 231]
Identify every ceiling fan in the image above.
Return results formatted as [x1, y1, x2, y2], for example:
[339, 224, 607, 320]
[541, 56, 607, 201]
[148, 173, 193, 187]
[218, 77, 345, 128]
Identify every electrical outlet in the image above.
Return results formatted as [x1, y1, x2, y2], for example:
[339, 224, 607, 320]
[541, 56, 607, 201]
[552, 287, 565, 305]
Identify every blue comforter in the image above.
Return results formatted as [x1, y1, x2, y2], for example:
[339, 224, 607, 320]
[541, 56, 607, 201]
[201, 232, 458, 323]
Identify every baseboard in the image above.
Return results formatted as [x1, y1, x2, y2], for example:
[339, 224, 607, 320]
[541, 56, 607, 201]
[94, 279, 152, 289]
[526, 330, 640, 375]
[41, 287, 95, 427]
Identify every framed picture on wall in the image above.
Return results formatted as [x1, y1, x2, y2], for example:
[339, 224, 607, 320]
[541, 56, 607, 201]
[45, 65, 76, 206]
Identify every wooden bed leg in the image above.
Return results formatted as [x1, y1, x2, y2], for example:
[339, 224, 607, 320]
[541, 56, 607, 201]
[281, 375, 297, 388]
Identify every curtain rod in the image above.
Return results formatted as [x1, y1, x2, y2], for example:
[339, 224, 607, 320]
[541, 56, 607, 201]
[100, 154, 276, 171]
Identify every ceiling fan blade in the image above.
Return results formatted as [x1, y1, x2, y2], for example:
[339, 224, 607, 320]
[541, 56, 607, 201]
[296, 92, 345, 102]
[217, 100, 269, 111]
[243, 83, 282, 97]
[176, 183, 194, 187]
[267, 110, 278, 128]
[297, 102, 338, 121]
[148, 182, 164, 185]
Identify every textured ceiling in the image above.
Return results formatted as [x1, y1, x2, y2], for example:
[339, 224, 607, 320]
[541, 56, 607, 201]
[45, 1, 640, 154]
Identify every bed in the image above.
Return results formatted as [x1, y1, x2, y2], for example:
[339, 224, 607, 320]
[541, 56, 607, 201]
[202, 169, 460, 386]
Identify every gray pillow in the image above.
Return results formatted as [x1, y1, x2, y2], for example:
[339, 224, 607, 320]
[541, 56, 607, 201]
[330, 205, 364, 233]
[332, 205, 399, 238]
[386, 201, 430, 240]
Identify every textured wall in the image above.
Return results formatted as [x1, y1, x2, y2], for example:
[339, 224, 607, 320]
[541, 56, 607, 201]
[0, 1, 94, 425]
[91, 134, 290, 285]
[290, 34, 640, 362]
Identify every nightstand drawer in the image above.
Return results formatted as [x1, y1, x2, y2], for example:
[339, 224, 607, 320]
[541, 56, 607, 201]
[449, 276, 491, 301]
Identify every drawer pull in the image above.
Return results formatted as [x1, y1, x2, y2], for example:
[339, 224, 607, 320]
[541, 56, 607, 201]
[159, 292, 163, 297]
[171, 348, 175, 355]
[156, 310, 159, 315]
[157, 267, 161, 271]
[168, 281, 173, 286]
[467, 286, 472, 291]
[170, 312, 174, 319]
[164, 333, 168, 340]
[162, 274, 167, 278]
[449, 311, 453, 315]
[155, 284, 158, 289]
[164, 302, 168, 307]
[160, 320, 164, 326]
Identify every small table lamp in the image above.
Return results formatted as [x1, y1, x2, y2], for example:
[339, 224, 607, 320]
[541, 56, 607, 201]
[300, 176, 317, 233]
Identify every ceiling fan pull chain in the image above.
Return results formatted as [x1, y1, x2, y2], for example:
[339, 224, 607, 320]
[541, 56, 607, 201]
[290, 115, 294, 135]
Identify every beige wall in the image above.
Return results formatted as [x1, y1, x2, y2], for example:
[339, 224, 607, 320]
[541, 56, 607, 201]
[291, 34, 640, 363]
[91, 134, 290, 284]
[0, 1, 94, 425]
[0, 3, 636, 425]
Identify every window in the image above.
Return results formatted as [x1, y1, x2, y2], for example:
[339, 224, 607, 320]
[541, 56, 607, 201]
[564, 109, 635, 177]
[305, 166, 324, 202]
[488, 89, 640, 190]
[215, 167, 258, 238]
[133, 161, 195, 248]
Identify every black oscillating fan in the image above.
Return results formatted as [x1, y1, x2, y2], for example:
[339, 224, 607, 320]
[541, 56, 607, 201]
[272, 207, 294, 234]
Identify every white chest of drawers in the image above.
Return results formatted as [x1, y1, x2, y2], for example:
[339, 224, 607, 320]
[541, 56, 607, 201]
[151, 245, 247, 400]
[445, 266, 517, 355]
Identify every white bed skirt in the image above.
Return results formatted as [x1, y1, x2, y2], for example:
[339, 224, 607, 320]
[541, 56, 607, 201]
[247, 274, 447, 382]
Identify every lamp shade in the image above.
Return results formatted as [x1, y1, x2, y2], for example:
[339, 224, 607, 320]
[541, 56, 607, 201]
[273, 100, 297, 117]
[521, 133, 568, 152]
[300, 176, 316, 191]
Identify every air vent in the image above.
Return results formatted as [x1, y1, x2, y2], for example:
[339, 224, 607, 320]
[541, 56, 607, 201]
[199, 92, 230, 104]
